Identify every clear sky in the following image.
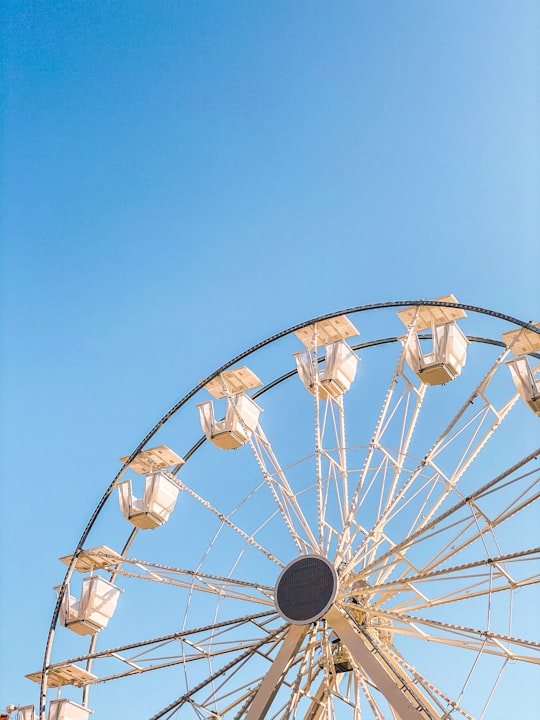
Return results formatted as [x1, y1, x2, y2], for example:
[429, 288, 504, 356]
[1, 1, 539, 718]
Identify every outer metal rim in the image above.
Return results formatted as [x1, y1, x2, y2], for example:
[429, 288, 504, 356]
[38, 299, 540, 717]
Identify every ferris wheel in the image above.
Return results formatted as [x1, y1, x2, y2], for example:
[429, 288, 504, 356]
[11, 296, 540, 720]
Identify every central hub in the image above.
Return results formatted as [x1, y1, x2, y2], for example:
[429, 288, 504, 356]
[274, 555, 338, 625]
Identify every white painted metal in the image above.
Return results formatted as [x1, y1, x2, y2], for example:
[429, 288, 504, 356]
[117, 470, 180, 529]
[245, 624, 307, 720]
[245, 424, 319, 554]
[59, 547, 120, 573]
[197, 392, 262, 449]
[342, 348, 519, 586]
[295, 316, 359, 348]
[502, 322, 540, 355]
[26, 665, 96, 688]
[506, 357, 540, 414]
[336, 334, 427, 569]
[401, 321, 469, 385]
[34, 302, 540, 720]
[204, 366, 263, 399]
[47, 700, 92, 720]
[294, 340, 360, 398]
[396, 294, 466, 332]
[325, 606, 440, 720]
[16, 707, 37, 720]
[57, 576, 122, 636]
[119, 445, 184, 473]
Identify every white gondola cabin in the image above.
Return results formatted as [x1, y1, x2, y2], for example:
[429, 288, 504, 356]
[198, 367, 263, 450]
[502, 323, 540, 416]
[398, 295, 469, 385]
[294, 316, 360, 398]
[21, 709, 37, 720]
[294, 341, 359, 398]
[58, 576, 122, 636]
[118, 471, 180, 529]
[48, 700, 92, 720]
[10, 708, 37, 720]
[117, 445, 184, 529]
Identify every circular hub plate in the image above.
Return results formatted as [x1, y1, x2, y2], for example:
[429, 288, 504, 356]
[275, 555, 338, 625]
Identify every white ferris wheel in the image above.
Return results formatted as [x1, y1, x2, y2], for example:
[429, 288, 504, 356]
[10, 296, 540, 720]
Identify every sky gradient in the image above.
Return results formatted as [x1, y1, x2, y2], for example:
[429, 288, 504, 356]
[1, 2, 539, 717]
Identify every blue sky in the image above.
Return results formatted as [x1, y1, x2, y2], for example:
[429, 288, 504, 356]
[1, 1, 539, 718]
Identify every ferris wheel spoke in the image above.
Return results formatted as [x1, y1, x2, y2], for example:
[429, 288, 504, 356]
[286, 666, 373, 720]
[299, 668, 344, 720]
[350, 510, 478, 605]
[418, 485, 540, 579]
[380, 575, 535, 616]
[302, 682, 358, 720]
[344, 451, 399, 557]
[318, 398, 345, 546]
[384, 645, 477, 720]
[393, 362, 519, 545]
[326, 606, 441, 720]
[363, 547, 540, 612]
[248, 427, 320, 554]
[388, 626, 538, 665]
[350, 484, 468, 580]
[41, 611, 278, 689]
[83, 644, 256, 686]
[149, 623, 289, 720]
[101, 555, 274, 605]
[355, 673, 387, 720]
[343, 352, 517, 579]
[176, 476, 284, 567]
[316, 393, 356, 558]
[232, 638, 325, 720]
[197, 651, 283, 718]
[338, 340, 427, 565]
[243, 623, 308, 720]
[301, 683, 330, 720]
[374, 479, 540, 602]
[355, 450, 540, 592]
[278, 625, 326, 719]
[340, 672, 371, 718]
[363, 518, 538, 612]
[388, 568, 538, 614]
[367, 608, 540, 663]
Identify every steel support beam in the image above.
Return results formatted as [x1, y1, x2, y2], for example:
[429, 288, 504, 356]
[245, 624, 307, 720]
[325, 606, 440, 720]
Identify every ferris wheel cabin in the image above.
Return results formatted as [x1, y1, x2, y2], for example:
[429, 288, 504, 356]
[56, 575, 122, 636]
[117, 445, 184, 529]
[47, 699, 92, 720]
[197, 367, 263, 450]
[294, 315, 360, 398]
[502, 322, 540, 415]
[7, 699, 92, 720]
[4, 707, 37, 720]
[398, 295, 469, 385]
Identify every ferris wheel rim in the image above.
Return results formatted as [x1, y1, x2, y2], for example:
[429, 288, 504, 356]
[37, 299, 540, 719]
